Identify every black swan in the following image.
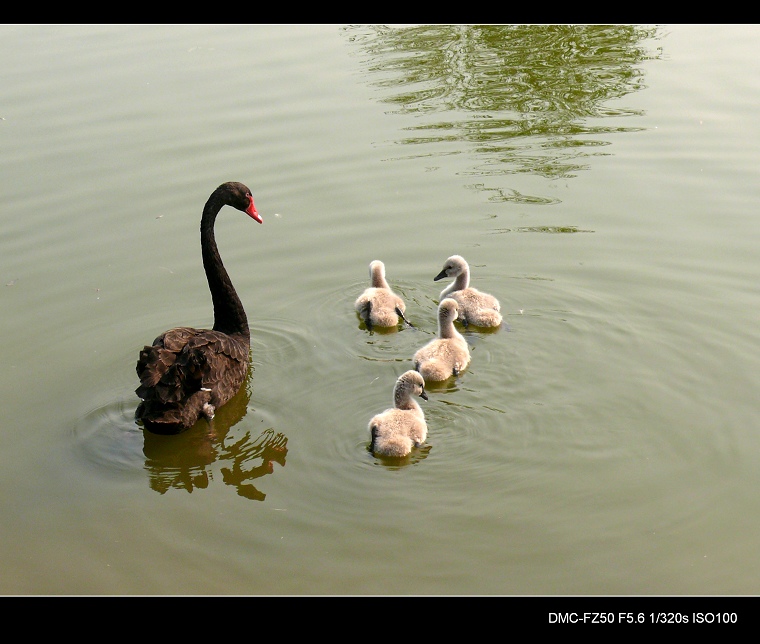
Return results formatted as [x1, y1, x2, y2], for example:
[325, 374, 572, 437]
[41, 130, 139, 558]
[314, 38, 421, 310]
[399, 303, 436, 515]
[135, 181, 262, 434]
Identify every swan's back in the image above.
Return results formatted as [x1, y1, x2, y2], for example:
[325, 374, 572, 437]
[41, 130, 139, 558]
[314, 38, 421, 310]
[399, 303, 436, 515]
[369, 370, 428, 457]
[136, 326, 249, 434]
[355, 260, 407, 328]
[448, 289, 502, 327]
[413, 338, 470, 382]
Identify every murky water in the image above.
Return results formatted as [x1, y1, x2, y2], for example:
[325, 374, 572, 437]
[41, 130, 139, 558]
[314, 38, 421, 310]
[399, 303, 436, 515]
[1, 24, 759, 595]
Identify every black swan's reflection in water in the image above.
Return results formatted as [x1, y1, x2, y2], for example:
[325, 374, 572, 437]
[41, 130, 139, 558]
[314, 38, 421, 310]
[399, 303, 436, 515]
[140, 373, 287, 501]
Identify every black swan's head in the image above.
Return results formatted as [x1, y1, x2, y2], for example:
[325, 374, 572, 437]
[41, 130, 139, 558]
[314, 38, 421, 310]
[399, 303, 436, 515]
[219, 181, 262, 224]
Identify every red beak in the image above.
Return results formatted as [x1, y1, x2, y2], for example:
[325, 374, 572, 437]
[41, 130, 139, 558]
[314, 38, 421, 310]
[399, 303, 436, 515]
[246, 195, 263, 224]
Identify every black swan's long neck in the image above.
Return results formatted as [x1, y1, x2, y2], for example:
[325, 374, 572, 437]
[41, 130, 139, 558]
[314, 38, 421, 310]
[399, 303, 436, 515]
[201, 195, 249, 338]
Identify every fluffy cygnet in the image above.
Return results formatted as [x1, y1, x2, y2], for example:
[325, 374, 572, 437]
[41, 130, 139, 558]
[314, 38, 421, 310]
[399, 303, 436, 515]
[434, 255, 502, 327]
[355, 260, 412, 329]
[368, 370, 428, 457]
[413, 298, 471, 382]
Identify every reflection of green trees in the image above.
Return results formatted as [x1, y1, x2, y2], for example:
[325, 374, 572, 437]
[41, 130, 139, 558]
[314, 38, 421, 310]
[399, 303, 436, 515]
[345, 25, 661, 193]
